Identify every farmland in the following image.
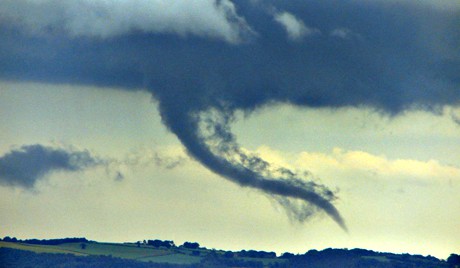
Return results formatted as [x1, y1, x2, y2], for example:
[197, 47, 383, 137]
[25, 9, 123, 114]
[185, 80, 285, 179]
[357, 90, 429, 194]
[0, 237, 457, 268]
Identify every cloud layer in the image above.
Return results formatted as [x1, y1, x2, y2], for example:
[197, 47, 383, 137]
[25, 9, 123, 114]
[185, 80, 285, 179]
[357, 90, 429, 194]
[0, 0, 254, 43]
[0, 145, 99, 189]
[1, 0, 458, 112]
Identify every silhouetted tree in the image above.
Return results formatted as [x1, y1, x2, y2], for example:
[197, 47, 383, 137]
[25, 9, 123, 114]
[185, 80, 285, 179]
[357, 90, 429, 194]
[237, 249, 276, 258]
[165, 240, 175, 248]
[280, 252, 295, 259]
[223, 251, 234, 258]
[448, 254, 460, 267]
[80, 243, 86, 250]
[147, 239, 175, 248]
[182, 242, 200, 249]
[14, 237, 88, 245]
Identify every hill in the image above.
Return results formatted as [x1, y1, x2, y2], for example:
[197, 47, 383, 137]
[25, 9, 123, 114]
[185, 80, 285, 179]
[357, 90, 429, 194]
[0, 236, 458, 268]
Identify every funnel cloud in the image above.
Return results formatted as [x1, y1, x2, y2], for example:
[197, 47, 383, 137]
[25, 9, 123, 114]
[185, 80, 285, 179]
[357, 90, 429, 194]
[1, 0, 459, 228]
[158, 107, 346, 229]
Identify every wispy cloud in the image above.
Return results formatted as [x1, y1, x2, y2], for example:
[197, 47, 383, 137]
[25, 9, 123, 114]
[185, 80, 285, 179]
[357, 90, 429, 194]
[274, 11, 319, 41]
[0, 144, 100, 189]
[330, 28, 361, 40]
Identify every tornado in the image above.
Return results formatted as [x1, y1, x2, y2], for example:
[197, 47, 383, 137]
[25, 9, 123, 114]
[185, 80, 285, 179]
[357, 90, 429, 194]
[157, 103, 347, 230]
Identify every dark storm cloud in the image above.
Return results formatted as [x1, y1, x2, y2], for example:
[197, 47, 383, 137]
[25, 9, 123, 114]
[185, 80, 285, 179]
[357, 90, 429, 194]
[0, 145, 100, 189]
[0, 0, 458, 228]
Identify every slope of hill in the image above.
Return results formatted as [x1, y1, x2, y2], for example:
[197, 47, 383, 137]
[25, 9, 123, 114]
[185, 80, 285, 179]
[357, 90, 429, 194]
[0, 237, 458, 268]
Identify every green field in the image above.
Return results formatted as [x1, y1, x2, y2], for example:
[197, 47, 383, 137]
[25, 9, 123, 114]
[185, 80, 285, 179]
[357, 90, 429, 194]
[0, 241, 289, 266]
[0, 241, 87, 256]
[0, 241, 202, 264]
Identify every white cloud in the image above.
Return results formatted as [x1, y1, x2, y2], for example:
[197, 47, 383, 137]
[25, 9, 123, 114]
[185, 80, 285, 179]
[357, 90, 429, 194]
[301, 148, 459, 181]
[330, 28, 352, 39]
[330, 28, 364, 41]
[254, 146, 460, 183]
[274, 11, 319, 41]
[0, 0, 255, 43]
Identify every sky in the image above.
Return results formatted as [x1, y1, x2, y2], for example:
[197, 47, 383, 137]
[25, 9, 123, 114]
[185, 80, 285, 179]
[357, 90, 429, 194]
[0, 0, 459, 259]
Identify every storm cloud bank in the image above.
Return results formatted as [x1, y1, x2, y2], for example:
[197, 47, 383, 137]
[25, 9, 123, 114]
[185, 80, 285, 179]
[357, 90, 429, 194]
[0, 145, 99, 189]
[1, 0, 459, 228]
[0, 0, 254, 43]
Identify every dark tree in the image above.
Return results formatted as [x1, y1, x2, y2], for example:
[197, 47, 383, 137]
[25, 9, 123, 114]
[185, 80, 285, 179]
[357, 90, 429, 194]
[165, 240, 175, 248]
[182, 242, 200, 249]
[237, 249, 276, 258]
[448, 254, 460, 267]
[147, 240, 162, 248]
[280, 252, 295, 259]
[80, 243, 86, 250]
[18, 237, 88, 245]
[147, 239, 175, 248]
[223, 251, 234, 258]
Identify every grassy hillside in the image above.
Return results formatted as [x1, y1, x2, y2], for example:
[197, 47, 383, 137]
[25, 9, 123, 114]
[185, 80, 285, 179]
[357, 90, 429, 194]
[0, 240, 287, 267]
[0, 241, 202, 265]
[0, 241, 86, 256]
[0, 238, 456, 268]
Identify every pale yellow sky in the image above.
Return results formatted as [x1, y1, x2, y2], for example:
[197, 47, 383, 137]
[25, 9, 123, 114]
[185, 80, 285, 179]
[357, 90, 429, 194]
[1, 81, 459, 259]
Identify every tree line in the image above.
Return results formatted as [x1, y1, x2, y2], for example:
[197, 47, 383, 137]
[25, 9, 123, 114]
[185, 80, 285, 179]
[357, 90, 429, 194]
[1, 236, 88, 245]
